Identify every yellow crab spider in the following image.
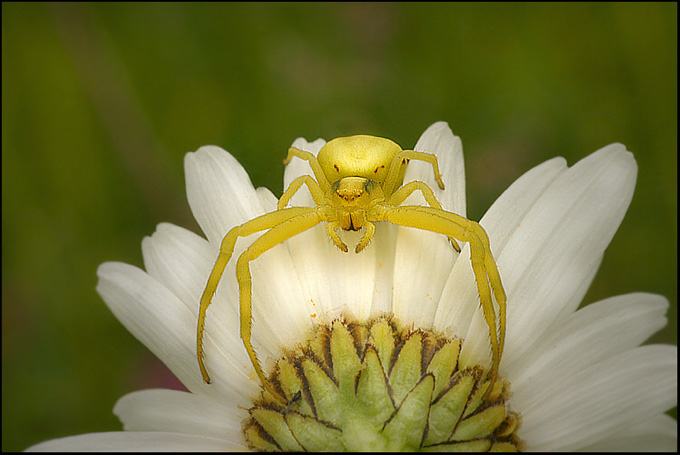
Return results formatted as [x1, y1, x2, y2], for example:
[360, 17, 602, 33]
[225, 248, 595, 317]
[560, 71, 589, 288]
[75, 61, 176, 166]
[197, 135, 507, 404]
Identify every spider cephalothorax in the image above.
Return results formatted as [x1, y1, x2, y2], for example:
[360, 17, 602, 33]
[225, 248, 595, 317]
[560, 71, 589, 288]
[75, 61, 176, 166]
[197, 134, 506, 404]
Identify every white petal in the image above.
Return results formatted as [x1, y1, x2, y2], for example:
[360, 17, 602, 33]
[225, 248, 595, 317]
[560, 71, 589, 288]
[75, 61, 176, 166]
[508, 293, 669, 393]
[434, 156, 566, 341]
[140, 223, 260, 390]
[281, 137, 378, 321]
[186, 146, 313, 365]
[368, 222, 399, 314]
[184, 146, 266, 244]
[113, 389, 242, 440]
[285, 226, 379, 322]
[141, 223, 215, 313]
[256, 186, 279, 212]
[96, 262, 257, 402]
[518, 344, 677, 451]
[282, 137, 326, 207]
[472, 157, 568, 254]
[458, 145, 637, 369]
[502, 145, 637, 366]
[25, 431, 242, 452]
[392, 122, 464, 326]
[232, 254, 311, 362]
[580, 413, 678, 452]
[406, 121, 466, 215]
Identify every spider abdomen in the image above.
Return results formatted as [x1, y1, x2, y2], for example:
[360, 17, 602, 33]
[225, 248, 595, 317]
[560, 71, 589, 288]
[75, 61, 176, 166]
[318, 135, 405, 186]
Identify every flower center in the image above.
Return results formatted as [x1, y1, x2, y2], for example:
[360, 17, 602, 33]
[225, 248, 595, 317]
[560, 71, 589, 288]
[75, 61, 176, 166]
[242, 315, 522, 451]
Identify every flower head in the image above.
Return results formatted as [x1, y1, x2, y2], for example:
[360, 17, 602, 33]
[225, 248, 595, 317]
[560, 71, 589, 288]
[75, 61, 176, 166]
[28, 122, 676, 451]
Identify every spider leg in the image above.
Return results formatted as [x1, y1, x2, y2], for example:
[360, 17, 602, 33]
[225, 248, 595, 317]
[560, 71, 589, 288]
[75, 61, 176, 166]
[383, 150, 446, 196]
[278, 174, 327, 210]
[283, 147, 331, 190]
[326, 221, 349, 252]
[356, 221, 376, 253]
[377, 205, 506, 390]
[197, 207, 315, 393]
[387, 181, 462, 252]
[235, 207, 325, 404]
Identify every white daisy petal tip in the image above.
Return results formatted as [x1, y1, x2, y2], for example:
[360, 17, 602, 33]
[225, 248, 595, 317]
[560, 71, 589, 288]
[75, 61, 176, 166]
[290, 136, 327, 155]
[185, 143, 265, 244]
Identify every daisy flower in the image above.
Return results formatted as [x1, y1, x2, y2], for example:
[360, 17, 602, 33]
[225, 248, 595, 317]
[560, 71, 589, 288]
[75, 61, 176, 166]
[27, 122, 676, 451]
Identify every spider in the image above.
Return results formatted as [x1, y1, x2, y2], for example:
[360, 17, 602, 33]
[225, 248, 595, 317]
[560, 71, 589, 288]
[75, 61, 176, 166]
[197, 134, 507, 404]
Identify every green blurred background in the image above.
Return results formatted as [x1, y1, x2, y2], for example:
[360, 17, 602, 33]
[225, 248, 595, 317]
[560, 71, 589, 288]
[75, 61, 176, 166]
[2, 2, 676, 451]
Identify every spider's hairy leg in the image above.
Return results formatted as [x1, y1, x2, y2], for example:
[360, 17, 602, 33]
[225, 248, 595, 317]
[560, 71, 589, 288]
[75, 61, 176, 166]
[326, 221, 348, 252]
[356, 221, 375, 253]
[382, 150, 446, 196]
[387, 181, 462, 252]
[278, 174, 327, 210]
[378, 205, 506, 392]
[283, 147, 331, 190]
[197, 207, 313, 389]
[236, 207, 324, 404]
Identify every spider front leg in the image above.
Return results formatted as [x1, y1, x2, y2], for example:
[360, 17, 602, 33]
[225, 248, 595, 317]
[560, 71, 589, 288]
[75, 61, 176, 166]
[387, 180, 462, 252]
[377, 205, 507, 388]
[197, 206, 317, 402]
[235, 208, 324, 403]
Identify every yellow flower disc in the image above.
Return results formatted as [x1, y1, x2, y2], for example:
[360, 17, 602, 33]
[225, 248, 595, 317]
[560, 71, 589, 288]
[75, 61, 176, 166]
[242, 315, 523, 451]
